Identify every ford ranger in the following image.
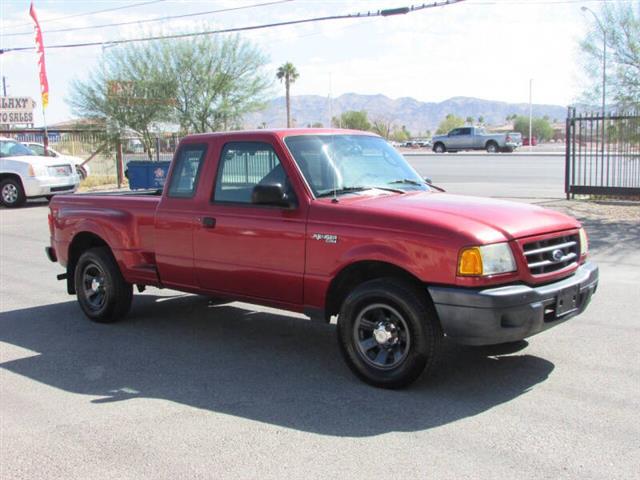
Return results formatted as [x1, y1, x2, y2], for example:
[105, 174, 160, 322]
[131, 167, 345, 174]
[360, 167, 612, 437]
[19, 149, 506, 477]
[432, 126, 522, 153]
[46, 129, 598, 388]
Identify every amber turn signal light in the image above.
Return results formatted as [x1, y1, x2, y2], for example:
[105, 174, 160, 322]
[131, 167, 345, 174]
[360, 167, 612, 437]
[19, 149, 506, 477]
[458, 247, 483, 276]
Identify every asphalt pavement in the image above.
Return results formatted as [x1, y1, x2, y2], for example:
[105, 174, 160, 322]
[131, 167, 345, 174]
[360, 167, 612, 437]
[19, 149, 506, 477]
[1, 165, 639, 478]
[408, 153, 566, 198]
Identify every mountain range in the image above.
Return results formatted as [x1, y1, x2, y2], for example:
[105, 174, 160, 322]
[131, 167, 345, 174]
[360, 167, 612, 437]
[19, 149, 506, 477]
[244, 93, 569, 134]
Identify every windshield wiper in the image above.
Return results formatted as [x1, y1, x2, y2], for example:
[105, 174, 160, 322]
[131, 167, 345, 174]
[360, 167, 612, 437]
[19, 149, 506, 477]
[316, 186, 370, 198]
[316, 185, 404, 198]
[388, 178, 425, 186]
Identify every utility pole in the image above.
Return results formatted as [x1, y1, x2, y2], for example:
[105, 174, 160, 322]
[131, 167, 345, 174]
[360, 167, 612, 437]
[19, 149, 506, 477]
[529, 78, 533, 151]
[328, 72, 333, 128]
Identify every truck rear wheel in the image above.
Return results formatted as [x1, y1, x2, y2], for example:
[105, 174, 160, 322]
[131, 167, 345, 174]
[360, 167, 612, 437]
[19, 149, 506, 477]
[337, 278, 442, 389]
[74, 247, 133, 323]
[486, 141, 498, 153]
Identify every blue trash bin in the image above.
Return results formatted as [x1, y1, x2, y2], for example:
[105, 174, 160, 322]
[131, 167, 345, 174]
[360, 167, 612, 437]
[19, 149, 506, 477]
[126, 161, 170, 190]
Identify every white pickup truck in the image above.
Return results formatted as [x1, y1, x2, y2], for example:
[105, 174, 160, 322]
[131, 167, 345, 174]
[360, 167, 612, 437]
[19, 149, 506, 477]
[0, 137, 79, 208]
[432, 127, 522, 153]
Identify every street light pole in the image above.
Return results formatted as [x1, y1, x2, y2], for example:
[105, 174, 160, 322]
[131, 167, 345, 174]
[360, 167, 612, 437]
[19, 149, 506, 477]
[581, 6, 606, 115]
[581, 6, 607, 163]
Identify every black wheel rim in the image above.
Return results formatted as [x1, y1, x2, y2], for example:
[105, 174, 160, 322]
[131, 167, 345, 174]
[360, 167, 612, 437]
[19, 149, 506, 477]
[353, 303, 411, 370]
[82, 262, 107, 310]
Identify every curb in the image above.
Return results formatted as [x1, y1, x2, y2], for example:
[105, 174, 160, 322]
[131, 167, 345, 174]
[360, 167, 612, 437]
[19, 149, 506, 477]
[402, 151, 565, 157]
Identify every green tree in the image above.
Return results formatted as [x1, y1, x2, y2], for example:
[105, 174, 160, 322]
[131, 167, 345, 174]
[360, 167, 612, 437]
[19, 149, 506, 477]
[68, 43, 177, 159]
[512, 116, 554, 141]
[477, 115, 485, 125]
[165, 36, 270, 133]
[371, 118, 393, 138]
[436, 114, 465, 134]
[276, 62, 299, 128]
[332, 110, 371, 131]
[69, 35, 271, 156]
[465, 116, 473, 124]
[580, 3, 640, 109]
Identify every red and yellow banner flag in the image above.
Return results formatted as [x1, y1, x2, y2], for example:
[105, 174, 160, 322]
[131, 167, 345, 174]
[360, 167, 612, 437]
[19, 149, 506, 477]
[29, 3, 49, 110]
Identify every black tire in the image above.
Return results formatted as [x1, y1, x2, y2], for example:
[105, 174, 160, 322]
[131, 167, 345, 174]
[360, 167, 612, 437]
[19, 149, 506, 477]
[0, 178, 26, 208]
[433, 143, 446, 154]
[486, 141, 498, 153]
[74, 247, 133, 323]
[76, 167, 87, 180]
[337, 278, 443, 389]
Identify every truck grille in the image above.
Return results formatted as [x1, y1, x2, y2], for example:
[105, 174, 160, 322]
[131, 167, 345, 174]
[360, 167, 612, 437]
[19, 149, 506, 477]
[48, 165, 72, 177]
[523, 233, 579, 275]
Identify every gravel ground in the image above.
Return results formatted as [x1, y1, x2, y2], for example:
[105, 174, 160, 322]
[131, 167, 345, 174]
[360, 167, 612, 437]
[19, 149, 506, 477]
[533, 198, 640, 223]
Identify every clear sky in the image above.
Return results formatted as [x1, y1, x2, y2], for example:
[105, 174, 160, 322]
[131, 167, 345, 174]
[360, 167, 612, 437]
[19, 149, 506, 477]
[0, 0, 622, 126]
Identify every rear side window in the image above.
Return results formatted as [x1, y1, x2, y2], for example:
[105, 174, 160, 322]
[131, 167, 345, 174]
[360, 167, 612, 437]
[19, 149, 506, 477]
[167, 144, 207, 198]
[213, 142, 289, 204]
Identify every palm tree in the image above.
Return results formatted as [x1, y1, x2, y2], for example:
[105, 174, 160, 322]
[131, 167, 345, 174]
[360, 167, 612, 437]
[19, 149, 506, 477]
[276, 62, 299, 128]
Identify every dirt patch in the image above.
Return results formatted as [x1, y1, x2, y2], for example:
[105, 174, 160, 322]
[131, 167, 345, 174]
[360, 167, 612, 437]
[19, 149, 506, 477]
[534, 198, 639, 223]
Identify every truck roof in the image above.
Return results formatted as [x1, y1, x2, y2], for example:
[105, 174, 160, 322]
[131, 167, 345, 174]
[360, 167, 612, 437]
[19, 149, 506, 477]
[183, 128, 378, 140]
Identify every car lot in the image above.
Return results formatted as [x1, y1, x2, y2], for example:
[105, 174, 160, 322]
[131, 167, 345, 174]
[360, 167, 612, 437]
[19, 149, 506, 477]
[1, 163, 639, 478]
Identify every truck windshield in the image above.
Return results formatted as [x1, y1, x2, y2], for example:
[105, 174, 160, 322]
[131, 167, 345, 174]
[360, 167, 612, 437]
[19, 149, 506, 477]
[0, 140, 35, 157]
[284, 134, 429, 197]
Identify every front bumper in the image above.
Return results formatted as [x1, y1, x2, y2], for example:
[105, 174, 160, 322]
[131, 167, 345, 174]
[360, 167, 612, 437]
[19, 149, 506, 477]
[428, 262, 599, 345]
[23, 174, 79, 198]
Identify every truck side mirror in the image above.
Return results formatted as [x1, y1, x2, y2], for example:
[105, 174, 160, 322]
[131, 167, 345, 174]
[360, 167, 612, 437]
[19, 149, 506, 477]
[252, 183, 295, 208]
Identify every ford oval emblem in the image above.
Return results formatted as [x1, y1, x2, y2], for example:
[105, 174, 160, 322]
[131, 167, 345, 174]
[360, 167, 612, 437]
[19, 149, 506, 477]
[551, 249, 564, 262]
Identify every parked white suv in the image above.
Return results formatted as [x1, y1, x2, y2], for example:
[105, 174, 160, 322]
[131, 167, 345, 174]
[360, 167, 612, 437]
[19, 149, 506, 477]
[22, 142, 90, 180]
[0, 137, 80, 208]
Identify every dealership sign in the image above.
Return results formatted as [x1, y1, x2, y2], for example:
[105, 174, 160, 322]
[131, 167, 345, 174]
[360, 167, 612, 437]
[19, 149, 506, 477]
[0, 97, 37, 124]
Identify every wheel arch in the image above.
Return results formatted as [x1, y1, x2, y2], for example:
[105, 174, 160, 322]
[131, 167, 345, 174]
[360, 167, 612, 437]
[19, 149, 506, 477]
[0, 173, 25, 192]
[325, 260, 426, 318]
[432, 142, 446, 152]
[66, 231, 112, 294]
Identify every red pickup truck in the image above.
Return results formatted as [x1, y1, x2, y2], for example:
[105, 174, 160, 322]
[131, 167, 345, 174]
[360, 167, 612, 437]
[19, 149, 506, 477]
[46, 129, 598, 388]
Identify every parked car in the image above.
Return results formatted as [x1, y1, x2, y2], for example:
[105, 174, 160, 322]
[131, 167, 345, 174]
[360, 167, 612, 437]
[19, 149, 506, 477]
[0, 137, 79, 208]
[46, 129, 598, 388]
[432, 127, 522, 153]
[22, 142, 90, 180]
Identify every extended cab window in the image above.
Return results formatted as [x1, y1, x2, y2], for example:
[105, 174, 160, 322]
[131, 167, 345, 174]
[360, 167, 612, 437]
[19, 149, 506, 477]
[167, 144, 207, 198]
[213, 142, 293, 204]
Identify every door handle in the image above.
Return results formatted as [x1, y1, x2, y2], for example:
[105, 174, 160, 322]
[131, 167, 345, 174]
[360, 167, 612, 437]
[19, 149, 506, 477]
[202, 217, 216, 229]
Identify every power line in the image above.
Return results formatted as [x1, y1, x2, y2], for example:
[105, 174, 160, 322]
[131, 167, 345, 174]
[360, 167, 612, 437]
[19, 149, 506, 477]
[4, 0, 168, 30]
[0, 1, 466, 54]
[3, 0, 294, 37]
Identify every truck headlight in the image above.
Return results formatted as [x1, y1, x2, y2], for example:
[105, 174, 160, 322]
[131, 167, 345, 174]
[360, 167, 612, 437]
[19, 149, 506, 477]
[28, 164, 48, 177]
[458, 243, 517, 276]
[579, 227, 588, 256]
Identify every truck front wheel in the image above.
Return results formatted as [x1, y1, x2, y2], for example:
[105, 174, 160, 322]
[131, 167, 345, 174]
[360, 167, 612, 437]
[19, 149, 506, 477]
[74, 247, 133, 323]
[337, 278, 442, 388]
[0, 178, 26, 208]
[433, 143, 446, 153]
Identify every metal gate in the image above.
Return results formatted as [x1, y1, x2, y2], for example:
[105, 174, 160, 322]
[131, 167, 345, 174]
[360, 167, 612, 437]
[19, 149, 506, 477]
[565, 108, 640, 198]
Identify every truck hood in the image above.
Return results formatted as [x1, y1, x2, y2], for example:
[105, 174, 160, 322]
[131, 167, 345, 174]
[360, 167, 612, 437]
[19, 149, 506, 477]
[345, 191, 580, 243]
[6, 155, 72, 167]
